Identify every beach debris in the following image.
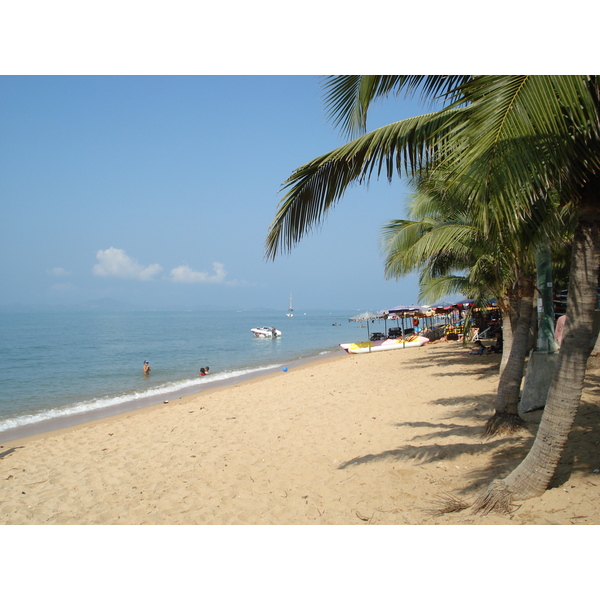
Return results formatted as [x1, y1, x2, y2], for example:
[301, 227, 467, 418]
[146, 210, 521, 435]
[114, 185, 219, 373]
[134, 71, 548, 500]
[355, 510, 371, 522]
[471, 480, 519, 515]
[428, 492, 470, 516]
[483, 412, 527, 438]
[164, 400, 169, 404]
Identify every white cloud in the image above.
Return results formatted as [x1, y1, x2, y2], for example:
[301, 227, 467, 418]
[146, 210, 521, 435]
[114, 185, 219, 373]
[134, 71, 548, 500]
[93, 248, 163, 281]
[170, 262, 228, 284]
[47, 267, 72, 277]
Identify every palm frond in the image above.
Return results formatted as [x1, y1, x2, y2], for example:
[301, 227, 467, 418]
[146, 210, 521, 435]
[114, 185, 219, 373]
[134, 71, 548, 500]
[440, 76, 600, 210]
[265, 108, 466, 259]
[417, 274, 470, 304]
[321, 75, 471, 137]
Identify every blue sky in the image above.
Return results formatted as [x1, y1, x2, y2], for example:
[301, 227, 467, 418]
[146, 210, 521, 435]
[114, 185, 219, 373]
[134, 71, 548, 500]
[0, 5, 585, 313]
[0, 75, 439, 311]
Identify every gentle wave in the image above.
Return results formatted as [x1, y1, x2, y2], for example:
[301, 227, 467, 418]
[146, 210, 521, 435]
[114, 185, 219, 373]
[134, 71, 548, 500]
[0, 363, 281, 434]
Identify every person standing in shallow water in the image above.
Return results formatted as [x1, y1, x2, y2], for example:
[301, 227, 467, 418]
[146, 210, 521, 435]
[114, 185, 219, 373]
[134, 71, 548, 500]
[143, 361, 151, 374]
[199, 367, 206, 376]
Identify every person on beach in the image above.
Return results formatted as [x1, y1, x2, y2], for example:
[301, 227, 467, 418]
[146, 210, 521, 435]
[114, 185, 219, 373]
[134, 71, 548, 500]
[485, 332, 503, 354]
[143, 360, 151, 374]
[199, 367, 206, 376]
[470, 341, 485, 355]
[204, 366, 210, 374]
[554, 314, 567, 346]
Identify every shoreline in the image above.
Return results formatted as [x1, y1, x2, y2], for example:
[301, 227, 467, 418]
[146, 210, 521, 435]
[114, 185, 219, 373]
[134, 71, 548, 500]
[1, 341, 598, 525]
[0, 308, 356, 445]
[0, 349, 346, 444]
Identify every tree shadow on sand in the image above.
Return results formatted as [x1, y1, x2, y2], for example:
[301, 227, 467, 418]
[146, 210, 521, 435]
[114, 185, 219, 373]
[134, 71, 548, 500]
[393, 391, 498, 422]
[337, 385, 535, 496]
[0, 446, 24, 459]
[395, 419, 488, 441]
[336, 375, 600, 497]
[548, 371, 600, 487]
[337, 435, 534, 495]
[428, 391, 497, 409]
[408, 352, 501, 379]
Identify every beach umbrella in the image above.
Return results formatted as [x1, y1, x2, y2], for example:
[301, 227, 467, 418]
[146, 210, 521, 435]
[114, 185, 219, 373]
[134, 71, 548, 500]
[387, 304, 424, 315]
[387, 304, 412, 314]
[376, 310, 392, 335]
[430, 301, 453, 312]
[452, 299, 475, 309]
[348, 311, 386, 339]
[386, 304, 426, 330]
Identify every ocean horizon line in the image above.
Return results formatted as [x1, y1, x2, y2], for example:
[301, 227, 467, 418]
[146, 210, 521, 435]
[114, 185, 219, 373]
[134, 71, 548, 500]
[0, 299, 370, 314]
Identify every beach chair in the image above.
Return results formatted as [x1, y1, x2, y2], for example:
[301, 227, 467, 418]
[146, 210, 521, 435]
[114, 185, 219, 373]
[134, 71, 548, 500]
[473, 327, 491, 341]
[464, 328, 478, 342]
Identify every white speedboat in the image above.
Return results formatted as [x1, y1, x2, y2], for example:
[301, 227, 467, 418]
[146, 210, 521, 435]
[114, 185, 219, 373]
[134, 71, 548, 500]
[251, 326, 282, 338]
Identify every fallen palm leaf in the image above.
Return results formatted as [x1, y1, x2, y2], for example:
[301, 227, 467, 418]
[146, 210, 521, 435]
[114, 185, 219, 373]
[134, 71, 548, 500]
[428, 492, 470, 516]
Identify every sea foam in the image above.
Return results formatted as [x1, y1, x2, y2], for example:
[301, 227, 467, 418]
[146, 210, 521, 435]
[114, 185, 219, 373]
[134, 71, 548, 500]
[0, 364, 280, 434]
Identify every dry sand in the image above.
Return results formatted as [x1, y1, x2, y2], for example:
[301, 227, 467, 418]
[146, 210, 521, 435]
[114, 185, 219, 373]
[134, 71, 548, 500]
[1, 340, 599, 525]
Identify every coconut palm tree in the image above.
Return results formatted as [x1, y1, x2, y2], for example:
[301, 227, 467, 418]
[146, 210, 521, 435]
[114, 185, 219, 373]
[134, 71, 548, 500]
[382, 173, 574, 435]
[380, 182, 515, 361]
[266, 75, 600, 507]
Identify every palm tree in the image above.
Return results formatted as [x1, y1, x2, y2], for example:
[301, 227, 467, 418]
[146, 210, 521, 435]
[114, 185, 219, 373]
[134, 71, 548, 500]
[382, 173, 573, 435]
[381, 181, 515, 362]
[266, 75, 600, 507]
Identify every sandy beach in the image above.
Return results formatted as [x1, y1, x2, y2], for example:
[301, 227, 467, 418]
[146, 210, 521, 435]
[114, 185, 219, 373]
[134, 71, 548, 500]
[1, 340, 598, 526]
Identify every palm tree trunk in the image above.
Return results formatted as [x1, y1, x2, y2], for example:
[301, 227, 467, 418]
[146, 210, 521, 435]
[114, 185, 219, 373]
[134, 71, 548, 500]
[473, 191, 600, 511]
[590, 328, 600, 370]
[591, 327, 600, 357]
[497, 296, 512, 375]
[586, 282, 600, 368]
[484, 278, 535, 436]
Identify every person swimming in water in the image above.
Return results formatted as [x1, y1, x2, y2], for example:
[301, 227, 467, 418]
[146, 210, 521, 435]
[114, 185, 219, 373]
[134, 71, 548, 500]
[143, 360, 151, 374]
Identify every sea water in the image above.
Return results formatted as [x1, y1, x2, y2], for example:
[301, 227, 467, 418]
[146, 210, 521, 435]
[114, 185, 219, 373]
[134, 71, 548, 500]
[0, 309, 378, 442]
